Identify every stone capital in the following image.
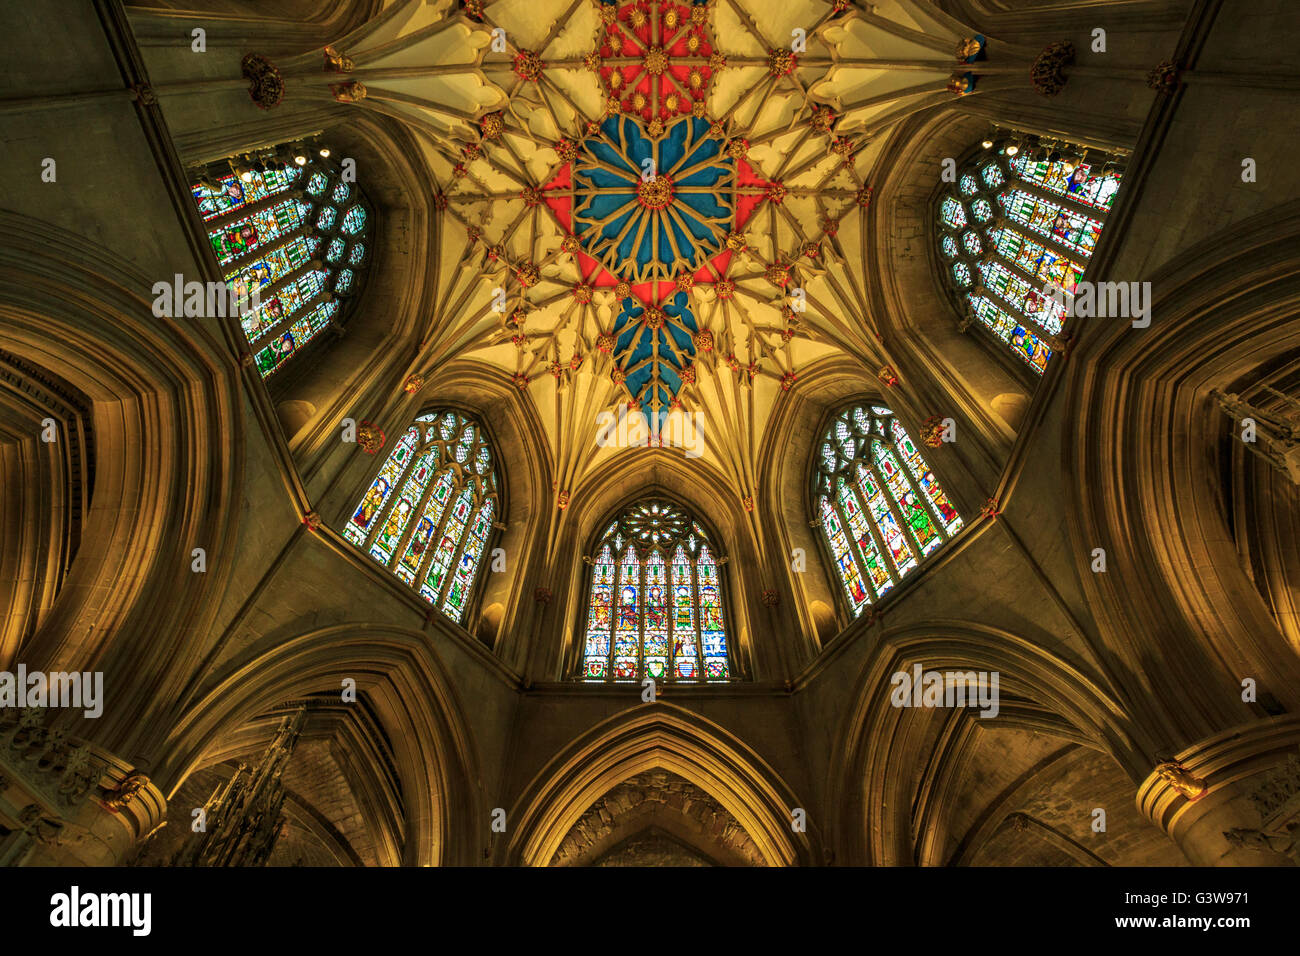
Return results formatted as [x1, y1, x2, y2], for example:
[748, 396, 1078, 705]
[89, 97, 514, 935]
[1137, 715, 1300, 865]
[0, 714, 165, 866]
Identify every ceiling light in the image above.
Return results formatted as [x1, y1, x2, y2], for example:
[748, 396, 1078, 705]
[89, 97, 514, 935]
[981, 139, 993, 149]
[318, 147, 331, 158]
[294, 154, 308, 166]
[1005, 144, 1019, 156]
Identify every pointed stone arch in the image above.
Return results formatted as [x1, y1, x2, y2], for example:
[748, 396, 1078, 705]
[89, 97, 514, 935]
[828, 621, 1140, 865]
[1062, 202, 1300, 747]
[760, 355, 988, 662]
[156, 623, 483, 866]
[322, 358, 552, 670]
[504, 705, 820, 866]
[0, 212, 244, 758]
[542, 449, 768, 679]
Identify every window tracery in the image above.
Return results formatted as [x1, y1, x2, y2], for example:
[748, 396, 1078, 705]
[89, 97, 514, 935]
[815, 404, 963, 616]
[344, 410, 499, 623]
[190, 155, 373, 376]
[581, 499, 729, 681]
[936, 144, 1123, 372]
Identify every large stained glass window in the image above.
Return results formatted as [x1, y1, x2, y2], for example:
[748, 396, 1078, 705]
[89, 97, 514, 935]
[581, 499, 730, 682]
[189, 155, 373, 377]
[344, 410, 499, 624]
[936, 143, 1123, 374]
[814, 404, 964, 618]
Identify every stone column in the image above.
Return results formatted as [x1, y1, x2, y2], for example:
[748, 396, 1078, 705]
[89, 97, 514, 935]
[1137, 715, 1300, 866]
[0, 710, 165, 867]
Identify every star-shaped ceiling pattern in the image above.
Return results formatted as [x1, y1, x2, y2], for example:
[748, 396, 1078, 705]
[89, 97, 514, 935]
[315, 0, 1030, 528]
[436, 0, 882, 421]
[570, 115, 735, 288]
[611, 290, 699, 408]
[593, 0, 718, 128]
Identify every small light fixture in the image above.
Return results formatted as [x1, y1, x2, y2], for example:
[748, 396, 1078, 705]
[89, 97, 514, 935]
[294, 153, 308, 166]
[318, 146, 331, 158]
[981, 139, 993, 149]
[1005, 144, 1019, 156]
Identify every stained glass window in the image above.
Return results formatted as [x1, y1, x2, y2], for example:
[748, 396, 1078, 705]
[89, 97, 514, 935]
[935, 143, 1124, 374]
[940, 197, 967, 229]
[188, 153, 373, 378]
[342, 206, 367, 235]
[581, 499, 730, 682]
[815, 404, 964, 618]
[344, 409, 500, 624]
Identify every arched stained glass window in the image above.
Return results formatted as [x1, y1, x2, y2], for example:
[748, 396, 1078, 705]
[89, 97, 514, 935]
[936, 143, 1123, 374]
[189, 154, 373, 377]
[581, 499, 730, 682]
[814, 404, 964, 617]
[344, 410, 499, 624]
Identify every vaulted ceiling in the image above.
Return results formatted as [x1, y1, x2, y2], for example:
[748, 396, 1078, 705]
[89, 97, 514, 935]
[310, 0, 1021, 507]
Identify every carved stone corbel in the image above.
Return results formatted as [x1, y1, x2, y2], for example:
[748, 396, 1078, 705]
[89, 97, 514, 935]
[1154, 760, 1207, 800]
[101, 771, 151, 813]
